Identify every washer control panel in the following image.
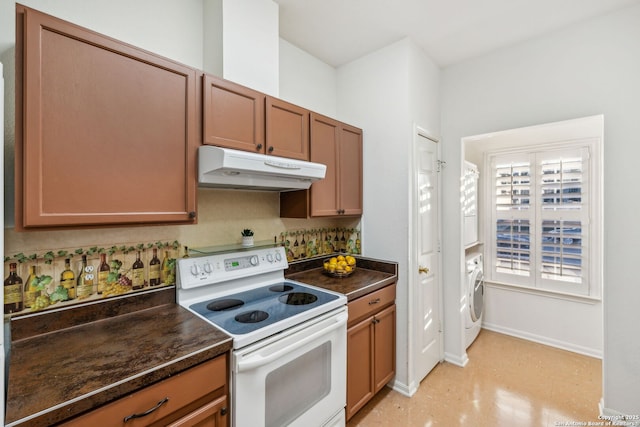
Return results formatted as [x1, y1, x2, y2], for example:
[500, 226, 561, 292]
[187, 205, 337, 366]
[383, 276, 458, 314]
[177, 246, 287, 289]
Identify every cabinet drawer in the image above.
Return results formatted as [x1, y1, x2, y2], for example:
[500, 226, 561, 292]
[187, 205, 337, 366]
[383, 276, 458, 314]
[348, 284, 396, 326]
[61, 355, 227, 427]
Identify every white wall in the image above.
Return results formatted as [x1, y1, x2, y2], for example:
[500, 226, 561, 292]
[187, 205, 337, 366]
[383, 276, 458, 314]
[0, 0, 204, 69]
[441, 3, 640, 415]
[203, 0, 223, 76]
[221, 0, 279, 96]
[337, 37, 441, 394]
[279, 39, 337, 118]
[484, 287, 603, 356]
[408, 42, 441, 138]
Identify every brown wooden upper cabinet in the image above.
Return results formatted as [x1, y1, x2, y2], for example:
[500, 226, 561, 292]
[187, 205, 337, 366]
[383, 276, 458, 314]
[203, 75, 309, 161]
[15, 5, 198, 229]
[265, 96, 309, 161]
[281, 113, 363, 217]
[203, 74, 265, 153]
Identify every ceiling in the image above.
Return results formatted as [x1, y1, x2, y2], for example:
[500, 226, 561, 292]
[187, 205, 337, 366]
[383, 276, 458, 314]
[274, 0, 640, 67]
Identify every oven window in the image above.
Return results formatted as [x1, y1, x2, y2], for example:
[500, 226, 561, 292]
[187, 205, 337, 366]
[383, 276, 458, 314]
[265, 342, 331, 427]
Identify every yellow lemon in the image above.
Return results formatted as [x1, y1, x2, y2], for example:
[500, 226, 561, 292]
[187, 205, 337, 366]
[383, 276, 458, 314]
[337, 255, 345, 262]
[329, 257, 338, 264]
[345, 265, 352, 273]
[323, 262, 330, 270]
[346, 256, 356, 266]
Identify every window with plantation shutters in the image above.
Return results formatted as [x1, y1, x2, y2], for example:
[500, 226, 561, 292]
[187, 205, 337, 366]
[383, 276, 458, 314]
[488, 143, 597, 297]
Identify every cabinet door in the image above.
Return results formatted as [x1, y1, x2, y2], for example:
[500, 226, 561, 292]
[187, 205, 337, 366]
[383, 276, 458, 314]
[266, 96, 309, 160]
[166, 395, 228, 427]
[338, 124, 363, 216]
[203, 74, 265, 153]
[16, 6, 197, 228]
[373, 304, 396, 392]
[309, 113, 339, 216]
[281, 112, 363, 218]
[346, 316, 375, 421]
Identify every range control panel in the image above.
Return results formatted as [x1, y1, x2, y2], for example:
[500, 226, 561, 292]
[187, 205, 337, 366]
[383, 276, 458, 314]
[177, 246, 288, 289]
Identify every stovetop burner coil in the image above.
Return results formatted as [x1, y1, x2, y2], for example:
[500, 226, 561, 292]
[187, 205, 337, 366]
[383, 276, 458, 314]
[278, 292, 318, 306]
[207, 299, 244, 311]
[269, 284, 294, 292]
[235, 310, 269, 323]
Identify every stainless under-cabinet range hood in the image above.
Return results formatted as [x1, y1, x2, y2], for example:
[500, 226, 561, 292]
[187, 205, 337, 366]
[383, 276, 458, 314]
[198, 146, 326, 191]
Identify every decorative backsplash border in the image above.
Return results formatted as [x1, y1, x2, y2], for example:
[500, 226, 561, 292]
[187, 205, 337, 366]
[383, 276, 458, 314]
[4, 240, 182, 265]
[3, 241, 182, 318]
[3, 226, 362, 318]
[280, 227, 361, 261]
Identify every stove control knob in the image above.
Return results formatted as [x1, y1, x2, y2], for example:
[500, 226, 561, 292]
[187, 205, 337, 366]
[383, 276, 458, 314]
[203, 262, 213, 273]
[275, 252, 282, 262]
[190, 264, 201, 276]
[266, 253, 274, 263]
[249, 255, 259, 266]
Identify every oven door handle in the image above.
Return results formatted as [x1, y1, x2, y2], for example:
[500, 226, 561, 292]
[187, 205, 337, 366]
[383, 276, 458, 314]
[237, 312, 347, 372]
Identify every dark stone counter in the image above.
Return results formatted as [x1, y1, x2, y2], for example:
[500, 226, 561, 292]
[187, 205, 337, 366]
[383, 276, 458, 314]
[286, 255, 398, 301]
[5, 288, 232, 427]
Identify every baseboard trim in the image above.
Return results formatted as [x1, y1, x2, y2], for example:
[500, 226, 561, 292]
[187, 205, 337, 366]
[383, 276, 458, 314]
[482, 323, 603, 359]
[390, 379, 416, 397]
[444, 351, 469, 367]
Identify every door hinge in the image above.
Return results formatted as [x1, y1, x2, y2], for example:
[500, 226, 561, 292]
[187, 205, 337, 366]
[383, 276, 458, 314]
[436, 159, 446, 172]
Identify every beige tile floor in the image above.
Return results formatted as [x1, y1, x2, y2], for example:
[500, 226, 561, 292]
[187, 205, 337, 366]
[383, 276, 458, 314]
[347, 329, 602, 427]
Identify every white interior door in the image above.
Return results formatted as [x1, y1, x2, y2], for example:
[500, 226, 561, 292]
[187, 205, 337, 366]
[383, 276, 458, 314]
[413, 129, 442, 384]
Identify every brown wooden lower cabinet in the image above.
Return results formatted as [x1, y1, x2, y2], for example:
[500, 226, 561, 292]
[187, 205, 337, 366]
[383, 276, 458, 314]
[60, 354, 228, 427]
[166, 395, 227, 427]
[346, 284, 396, 421]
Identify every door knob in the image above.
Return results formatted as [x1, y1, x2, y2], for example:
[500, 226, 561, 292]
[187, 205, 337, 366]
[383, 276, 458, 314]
[418, 266, 430, 275]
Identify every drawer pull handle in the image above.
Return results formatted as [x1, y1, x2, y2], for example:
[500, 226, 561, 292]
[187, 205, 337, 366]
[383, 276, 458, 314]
[123, 397, 169, 422]
[368, 298, 381, 305]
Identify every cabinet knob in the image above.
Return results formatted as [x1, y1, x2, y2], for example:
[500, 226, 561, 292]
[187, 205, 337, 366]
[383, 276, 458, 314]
[268, 146, 274, 153]
[256, 144, 263, 151]
[188, 211, 196, 219]
[221, 407, 228, 416]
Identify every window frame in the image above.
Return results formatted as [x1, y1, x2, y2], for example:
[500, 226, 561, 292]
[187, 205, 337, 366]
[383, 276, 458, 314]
[483, 132, 602, 300]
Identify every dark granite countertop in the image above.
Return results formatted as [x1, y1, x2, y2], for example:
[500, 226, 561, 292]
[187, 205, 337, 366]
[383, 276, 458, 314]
[285, 255, 398, 301]
[5, 288, 232, 427]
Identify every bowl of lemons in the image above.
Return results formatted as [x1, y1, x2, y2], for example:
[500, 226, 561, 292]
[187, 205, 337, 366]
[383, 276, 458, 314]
[323, 255, 357, 278]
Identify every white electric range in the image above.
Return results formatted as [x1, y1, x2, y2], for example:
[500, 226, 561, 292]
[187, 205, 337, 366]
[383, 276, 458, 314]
[177, 246, 347, 427]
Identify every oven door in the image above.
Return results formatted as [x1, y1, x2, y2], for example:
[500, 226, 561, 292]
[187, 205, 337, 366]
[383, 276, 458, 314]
[233, 307, 347, 427]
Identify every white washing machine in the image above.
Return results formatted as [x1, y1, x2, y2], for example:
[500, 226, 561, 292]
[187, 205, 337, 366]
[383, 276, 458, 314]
[464, 253, 484, 349]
